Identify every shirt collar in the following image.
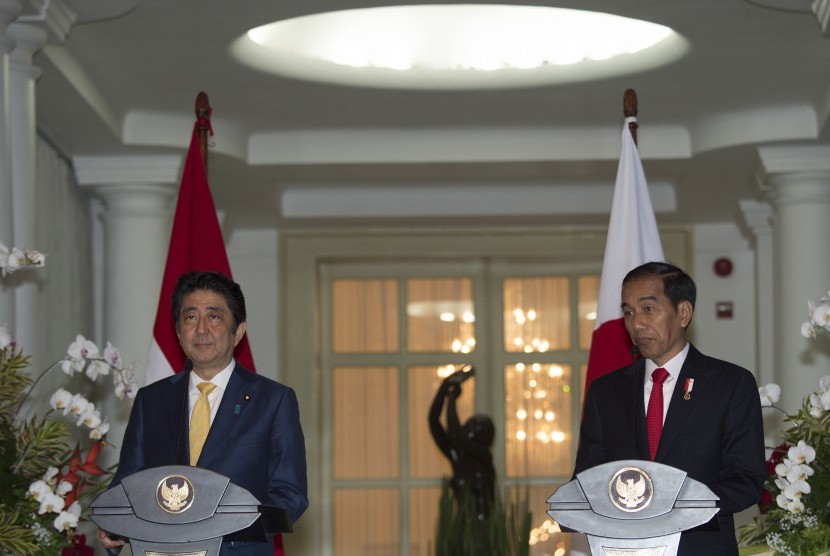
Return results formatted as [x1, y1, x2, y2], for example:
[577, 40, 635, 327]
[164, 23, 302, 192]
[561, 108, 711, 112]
[646, 342, 689, 382]
[189, 359, 236, 392]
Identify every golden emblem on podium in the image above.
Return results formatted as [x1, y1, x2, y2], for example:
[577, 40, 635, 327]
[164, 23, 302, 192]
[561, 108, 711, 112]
[609, 466, 654, 513]
[156, 474, 196, 514]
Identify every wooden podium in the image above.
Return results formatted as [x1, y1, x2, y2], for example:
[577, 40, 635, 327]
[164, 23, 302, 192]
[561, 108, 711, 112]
[91, 465, 291, 556]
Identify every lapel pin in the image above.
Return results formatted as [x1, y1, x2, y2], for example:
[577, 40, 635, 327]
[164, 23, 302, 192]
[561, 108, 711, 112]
[683, 378, 694, 400]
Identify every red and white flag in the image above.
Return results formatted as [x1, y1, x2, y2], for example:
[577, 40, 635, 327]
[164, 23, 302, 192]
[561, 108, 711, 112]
[144, 120, 255, 385]
[144, 119, 283, 554]
[584, 117, 664, 391]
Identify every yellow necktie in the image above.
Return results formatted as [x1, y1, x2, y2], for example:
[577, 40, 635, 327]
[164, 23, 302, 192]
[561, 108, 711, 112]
[189, 382, 217, 466]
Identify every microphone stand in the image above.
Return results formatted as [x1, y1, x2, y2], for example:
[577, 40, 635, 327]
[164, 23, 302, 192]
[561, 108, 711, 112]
[630, 346, 641, 459]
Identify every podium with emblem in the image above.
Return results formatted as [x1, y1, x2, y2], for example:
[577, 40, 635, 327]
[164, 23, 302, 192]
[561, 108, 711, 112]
[90, 465, 291, 556]
[547, 460, 719, 556]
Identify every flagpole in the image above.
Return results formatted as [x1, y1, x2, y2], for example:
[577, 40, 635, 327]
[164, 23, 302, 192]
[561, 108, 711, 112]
[624, 88, 638, 146]
[195, 91, 212, 174]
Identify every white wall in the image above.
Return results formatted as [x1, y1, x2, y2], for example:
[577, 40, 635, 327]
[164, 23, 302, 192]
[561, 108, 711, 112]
[227, 228, 280, 380]
[691, 222, 757, 375]
[232, 222, 762, 389]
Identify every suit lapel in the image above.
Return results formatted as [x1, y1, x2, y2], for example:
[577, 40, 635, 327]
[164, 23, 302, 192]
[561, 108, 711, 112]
[197, 364, 258, 467]
[655, 344, 704, 461]
[166, 371, 191, 466]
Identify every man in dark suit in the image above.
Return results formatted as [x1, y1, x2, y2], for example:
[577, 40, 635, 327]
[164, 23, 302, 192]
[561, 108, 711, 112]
[98, 271, 308, 555]
[573, 262, 766, 555]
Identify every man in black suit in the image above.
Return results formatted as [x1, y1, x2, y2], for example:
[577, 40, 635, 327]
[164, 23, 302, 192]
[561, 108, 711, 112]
[573, 262, 766, 555]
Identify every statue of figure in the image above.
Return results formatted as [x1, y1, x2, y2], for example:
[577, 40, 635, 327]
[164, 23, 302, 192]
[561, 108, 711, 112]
[428, 367, 496, 520]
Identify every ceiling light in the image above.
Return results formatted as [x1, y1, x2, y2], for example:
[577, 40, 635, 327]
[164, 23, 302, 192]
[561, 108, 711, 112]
[231, 5, 687, 90]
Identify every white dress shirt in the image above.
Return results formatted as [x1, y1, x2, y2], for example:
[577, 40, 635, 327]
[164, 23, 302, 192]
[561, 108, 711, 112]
[188, 360, 235, 426]
[643, 342, 690, 424]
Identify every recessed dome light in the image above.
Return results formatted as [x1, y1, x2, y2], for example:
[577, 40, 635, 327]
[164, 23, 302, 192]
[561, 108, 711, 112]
[231, 5, 687, 90]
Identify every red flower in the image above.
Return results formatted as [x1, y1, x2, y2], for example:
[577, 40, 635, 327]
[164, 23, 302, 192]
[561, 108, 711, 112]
[61, 534, 93, 556]
[56, 441, 107, 508]
[766, 442, 788, 476]
[757, 442, 789, 514]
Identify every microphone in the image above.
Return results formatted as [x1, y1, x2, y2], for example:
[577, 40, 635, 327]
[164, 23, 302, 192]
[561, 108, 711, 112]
[630, 344, 641, 459]
[176, 362, 193, 464]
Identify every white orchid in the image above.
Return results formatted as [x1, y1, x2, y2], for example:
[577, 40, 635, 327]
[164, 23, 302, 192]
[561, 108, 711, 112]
[783, 479, 811, 499]
[56, 480, 73, 496]
[54, 501, 81, 531]
[27, 480, 52, 502]
[66, 393, 91, 418]
[0, 241, 46, 277]
[114, 366, 139, 400]
[776, 459, 799, 480]
[785, 463, 814, 485]
[49, 388, 72, 411]
[809, 389, 830, 414]
[776, 494, 805, 513]
[103, 341, 121, 367]
[43, 467, 59, 484]
[85, 358, 110, 381]
[67, 334, 99, 361]
[90, 420, 110, 440]
[788, 440, 817, 465]
[811, 300, 830, 328]
[25, 249, 45, 268]
[759, 383, 781, 406]
[78, 406, 102, 429]
[802, 295, 830, 338]
[37, 492, 64, 515]
[4, 246, 24, 273]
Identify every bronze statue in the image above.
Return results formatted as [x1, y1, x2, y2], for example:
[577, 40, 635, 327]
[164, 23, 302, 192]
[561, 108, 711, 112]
[428, 367, 495, 520]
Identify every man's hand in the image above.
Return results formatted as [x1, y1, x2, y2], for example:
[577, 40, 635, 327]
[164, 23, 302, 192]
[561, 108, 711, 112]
[96, 528, 125, 551]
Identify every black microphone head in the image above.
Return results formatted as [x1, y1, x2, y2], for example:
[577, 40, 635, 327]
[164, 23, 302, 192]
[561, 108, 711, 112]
[630, 345, 640, 355]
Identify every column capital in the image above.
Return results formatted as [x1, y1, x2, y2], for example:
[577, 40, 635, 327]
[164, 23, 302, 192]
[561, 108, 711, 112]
[74, 155, 182, 186]
[757, 145, 830, 176]
[755, 146, 830, 205]
[738, 199, 774, 238]
[8, 22, 45, 68]
[15, 0, 76, 43]
[0, 0, 21, 32]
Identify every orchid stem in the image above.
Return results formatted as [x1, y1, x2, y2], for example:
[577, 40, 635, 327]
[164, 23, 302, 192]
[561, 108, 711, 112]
[15, 360, 64, 417]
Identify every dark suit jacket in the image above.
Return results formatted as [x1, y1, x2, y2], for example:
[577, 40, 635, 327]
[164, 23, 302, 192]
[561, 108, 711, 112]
[112, 363, 308, 555]
[573, 344, 766, 555]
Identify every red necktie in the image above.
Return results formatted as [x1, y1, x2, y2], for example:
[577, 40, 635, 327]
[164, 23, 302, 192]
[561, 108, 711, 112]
[646, 367, 670, 461]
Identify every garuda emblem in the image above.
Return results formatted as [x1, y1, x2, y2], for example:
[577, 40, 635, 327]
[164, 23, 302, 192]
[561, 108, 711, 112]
[609, 466, 653, 512]
[156, 475, 195, 514]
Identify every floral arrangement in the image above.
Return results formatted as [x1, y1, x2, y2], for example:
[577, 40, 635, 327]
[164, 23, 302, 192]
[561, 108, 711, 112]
[739, 294, 830, 556]
[0, 328, 138, 555]
[0, 241, 45, 277]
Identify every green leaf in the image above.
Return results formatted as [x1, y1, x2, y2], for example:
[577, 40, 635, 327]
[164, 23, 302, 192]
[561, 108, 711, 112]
[0, 505, 39, 556]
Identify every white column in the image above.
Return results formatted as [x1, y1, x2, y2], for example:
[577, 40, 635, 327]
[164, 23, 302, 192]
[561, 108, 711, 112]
[75, 156, 180, 384]
[0, 0, 21, 330]
[758, 146, 830, 411]
[8, 22, 45, 364]
[738, 199, 775, 387]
